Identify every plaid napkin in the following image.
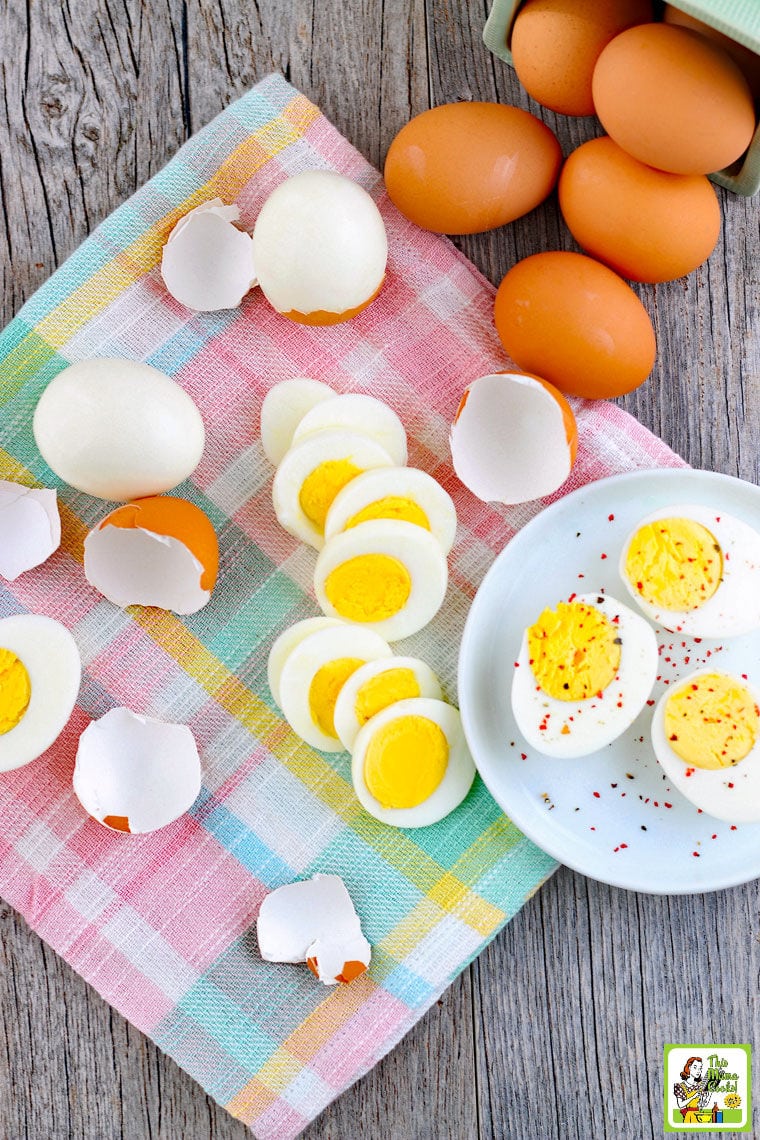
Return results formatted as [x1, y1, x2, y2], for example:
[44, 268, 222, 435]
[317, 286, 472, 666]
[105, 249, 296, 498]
[0, 73, 685, 1138]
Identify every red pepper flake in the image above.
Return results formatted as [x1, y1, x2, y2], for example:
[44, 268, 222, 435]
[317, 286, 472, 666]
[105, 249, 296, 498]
[692, 851, 700, 857]
[728, 782, 734, 789]
[664, 802, 673, 809]
[730, 825, 737, 831]
[711, 834, 717, 839]
[614, 845, 619, 852]
[646, 699, 655, 706]
[620, 843, 628, 849]
[520, 753, 527, 760]
[593, 791, 601, 798]
[590, 826, 596, 831]
[608, 514, 614, 521]
[601, 552, 608, 560]
[654, 801, 659, 807]
[685, 768, 695, 778]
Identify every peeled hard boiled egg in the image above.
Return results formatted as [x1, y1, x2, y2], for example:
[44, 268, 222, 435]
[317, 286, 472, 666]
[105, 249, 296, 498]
[324, 465, 457, 554]
[292, 393, 408, 467]
[260, 378, 336, 465]
[512, 593, 658, 758]
[333, 655, 443, 751]
[161, 199, 257, 311]
[0, 481, 61, 580]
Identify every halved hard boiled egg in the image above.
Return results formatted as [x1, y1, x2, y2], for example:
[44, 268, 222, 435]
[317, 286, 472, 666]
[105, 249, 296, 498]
[324, 465, 457, 555]
[314, 519, 448, 641]
[260, 378, 336, 465]
[267, 616, 343, 707]
[333, 655, 443, 751]
[84, 496, 219, 615]
[512, 593, 658, 758]
[0, 614, 81, 772]
[619, 506, 760, 637]
[0, 480, 61, 580]
[161, 199, 257, 311]
[292, 393, 408, 467]
[351, 697, 475, 827]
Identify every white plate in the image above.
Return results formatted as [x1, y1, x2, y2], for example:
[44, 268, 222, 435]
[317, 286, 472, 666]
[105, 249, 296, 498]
[459, 469, 760, 894]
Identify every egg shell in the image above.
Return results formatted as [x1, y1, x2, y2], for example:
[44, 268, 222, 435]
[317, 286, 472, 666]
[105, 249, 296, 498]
[260, 378, 336, 466]
[292, 393, 408, 467]
[383, 101, 562, 235]
[510, 0, 653, 116]
[662, 5, 760, 99]
[449, 372, 577, 505]
[161, 199, 257, 312]
[333, 654, 443, 751]
[33, 358, 205, 501]
[493, 251, 656, 399]
[0, 480, 61, 580]
[73, 707, 202, 834]
[558, 136, 721, 283]
[267, 616, 344, 708]
[592, 23, 756, 176]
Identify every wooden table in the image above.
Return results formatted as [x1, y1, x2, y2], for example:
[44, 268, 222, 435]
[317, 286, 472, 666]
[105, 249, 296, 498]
[1, 3, 758, 1137]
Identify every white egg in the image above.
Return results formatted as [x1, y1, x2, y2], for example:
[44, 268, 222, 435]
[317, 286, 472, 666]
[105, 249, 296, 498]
[267, 616, 343, 706]
[272, 429, 394, 549]
[276, 622, 393, 752]
[292, 393, 408, 466]
[333, 655, 443, 751]
[324, 465, 458, 555]
[351, 697, 476, 827]
[260, 378, 336, 466]
[511, 592, 658, 759]
[0, 481, 60, 580]
[314, 518, 448, 642]
[619, 505, 760, 637]
[161, 199, 257, 312]
[651, 669, 760, 823]
[0, 615, 81, 772]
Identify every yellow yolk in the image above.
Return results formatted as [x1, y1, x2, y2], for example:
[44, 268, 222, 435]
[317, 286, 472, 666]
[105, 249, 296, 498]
[299, 459, 362, 532]
[354, 667, 421, 726]
[309, 657, 364, 738]
[346, 496, 430, 531]
[364, 714, 448, 808]
[664, 673, 759, 769]
[527, 600, 621, 701]
[0, 647, 31, 735]
[625, 517, 722, 611]
[324, 554, 411, 622]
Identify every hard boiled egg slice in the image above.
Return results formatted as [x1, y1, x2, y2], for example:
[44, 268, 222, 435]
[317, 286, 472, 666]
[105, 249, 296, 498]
[314, 519, 448, 642]
[324, 465, 458, 555]
[619, 506, 760, 637]
[267, 616, 344, 707]
[351, 697, 475, 827]
[651, 669, 760, 823]
[276, 622, 392, 752]
[272, 429, 394, 550]
[292, 393, 408, 467]
[333, 655, 443, 751]
[0, 480, 60, 580]
[84, 496, 219, 615]
[512, 593, 658, 759]
[0, 615, 81, 772]
[161, 199, 257, 312]
[73, 707, 202, 833]
[260, 378, 336, 465]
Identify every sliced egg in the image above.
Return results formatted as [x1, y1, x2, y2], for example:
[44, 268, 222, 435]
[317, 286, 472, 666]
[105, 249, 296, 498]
[333, 655, 443, 751]
[351, 697, 475, 827]
[272, 429, 394, 549]
[651, 669, 760, 823]
[84, 496, 219, 615]
[161, 198, 257, 311]
[0, 480, 61, 580]
[276, 622, 392, 752]
[324, 465, 458, 555]
[0, 614, 81, 772]
[314, 518, 448, 641]
[73, 706, 202, 833]
[619, 506, 760, 637]
[292, 393, 408, 467]
[260, 378, 336, 465]
[267, 616, 344, 707]
[512, 593, 658, 758]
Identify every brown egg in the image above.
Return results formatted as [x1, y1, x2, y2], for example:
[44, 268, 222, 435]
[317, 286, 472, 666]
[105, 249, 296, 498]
[510, 0, 653, 116]
[592, 23, 756, 175]
[663, 5, 760, 100]
[383, 102, 562, 235]
[559, 136, 721, 282]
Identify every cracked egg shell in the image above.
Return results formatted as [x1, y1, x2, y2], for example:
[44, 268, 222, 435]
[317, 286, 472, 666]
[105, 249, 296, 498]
[161, 198, 258, 311]
[0, 480, 61, 580]
[84, 496, 219, 615]
[260, 378, 336, 466]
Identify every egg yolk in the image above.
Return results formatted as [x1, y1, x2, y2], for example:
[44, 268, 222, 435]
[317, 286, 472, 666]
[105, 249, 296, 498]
[346, 496, 430, 531]
[625, 517, 722, 610]
[354, 667, 421, 726]
[0, 647, 31, 735]
[309, 657, 364, 738]
[527, 601, 621, 701]
[364, 714, 448, 808]
[324, 554, 411, 622]
[299, 459, 362, 532]
[664, 673, 759, 769]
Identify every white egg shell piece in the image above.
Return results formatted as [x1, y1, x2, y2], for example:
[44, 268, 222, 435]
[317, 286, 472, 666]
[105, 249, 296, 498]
[324, 465, 458, 555]
[0, 480, 61, 580]
[618, 505, 760, 638]
[351, 697, 476, 828]
[314, 519, 449, 642]
[511, 593, 658, 759]
[260, 378, 336, 465]
[0, 615, 81, 772]
[73, 707, 202, 833]
[267, 616, 343, 706]
[333, 655, 443, 752]
[33, 358, 205, 501]
[651, 670, 760, 823]
[161, 199, 258, 311]
[277, 622, 393, 752]
[450, 372, 577, 505]
[251, 171, 387, 320]
[272, 429, 394, 549]
[292, 393, 408, 467]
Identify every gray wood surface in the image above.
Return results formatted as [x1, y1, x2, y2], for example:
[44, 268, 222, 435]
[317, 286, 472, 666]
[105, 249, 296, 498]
[1, 2, 758, 1138]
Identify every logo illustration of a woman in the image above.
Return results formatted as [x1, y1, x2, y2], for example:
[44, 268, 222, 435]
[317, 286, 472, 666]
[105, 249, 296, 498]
[673, 1056, 711, 1122]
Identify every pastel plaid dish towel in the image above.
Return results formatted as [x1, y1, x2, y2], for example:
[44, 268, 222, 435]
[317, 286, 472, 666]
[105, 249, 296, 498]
[0, 73, 685, 1138]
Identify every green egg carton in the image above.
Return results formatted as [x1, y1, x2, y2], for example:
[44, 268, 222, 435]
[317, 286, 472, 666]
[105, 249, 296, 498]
[483, 0, 760, 195]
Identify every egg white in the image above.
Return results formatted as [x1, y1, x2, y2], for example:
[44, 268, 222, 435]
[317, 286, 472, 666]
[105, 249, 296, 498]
[333, 655, 443, 751]
[292, 393, 408, 467]
[260, 378, 336, 466]
[267, 616, 344, 707]
[324, 465, 458, 554]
